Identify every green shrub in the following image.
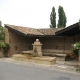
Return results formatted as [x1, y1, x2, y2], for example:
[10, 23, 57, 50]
[72, 41, 80, 50]
[0, 41, 10, 56]
[72, 41, 80, 60]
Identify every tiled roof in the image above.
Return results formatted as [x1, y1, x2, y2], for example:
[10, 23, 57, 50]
[5, 24, 63, 36]
[5, 24, 44, 35]
[37, 28, 63, 35]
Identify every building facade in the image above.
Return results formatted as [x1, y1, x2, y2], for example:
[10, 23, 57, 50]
[5, 23, 80, 56]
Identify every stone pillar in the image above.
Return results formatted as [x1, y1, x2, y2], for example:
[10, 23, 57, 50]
[32, 39, 42, 56]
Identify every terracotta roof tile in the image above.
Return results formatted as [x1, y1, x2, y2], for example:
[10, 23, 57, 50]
[5, 24, 63, 36]
[37, 28, 63, 35]
[5, 24, 44, 35]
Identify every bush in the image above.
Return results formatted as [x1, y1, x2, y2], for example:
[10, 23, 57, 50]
[0, 41, 10, 57]
[72, 41, 80, 50]
[71, 41, 80, 60]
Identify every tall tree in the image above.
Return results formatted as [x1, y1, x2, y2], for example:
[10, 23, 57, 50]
[58, 6, 67, 28]
[0, 21, 5, 41]
[50, 6, 56, 28]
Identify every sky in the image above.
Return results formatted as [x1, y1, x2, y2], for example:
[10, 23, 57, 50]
[0, 0, 80, 28]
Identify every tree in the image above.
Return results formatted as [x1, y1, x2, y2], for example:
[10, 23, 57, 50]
[58, 6, 67, 28]
[0, 21, 5, 41]
[50, 6, 56, 28]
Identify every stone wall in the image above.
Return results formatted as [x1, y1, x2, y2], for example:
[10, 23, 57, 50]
[43, 37, 64, 50]
[65, 36, 74, 50]
[75, 34, 80, 42]
[5, 28, 28, 56]
[5, 28, 9, 43]
[9, 31, 27, 56]
[43, 36, 74, 50]
[5, 28, 37, 56]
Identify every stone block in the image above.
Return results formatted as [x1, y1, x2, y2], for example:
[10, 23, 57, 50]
[12, 54, 56, 65]
[12, 54, 31, 61]
[32, 57, 56, 65]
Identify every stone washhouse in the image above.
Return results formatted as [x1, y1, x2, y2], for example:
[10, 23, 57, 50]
[5, 22, 80, 57]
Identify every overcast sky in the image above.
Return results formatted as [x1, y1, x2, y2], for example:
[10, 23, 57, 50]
[0, 0, 80, 28]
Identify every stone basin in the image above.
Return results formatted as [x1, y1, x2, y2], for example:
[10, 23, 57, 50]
[32, 56, 56, 65]
[12, 54, 56, 65]
[20, 50, 38, 57]
[12, 39, 56, 65]
[20, 51, 33, 54]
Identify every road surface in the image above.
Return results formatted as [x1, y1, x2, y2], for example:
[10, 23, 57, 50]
[0, 61, 80, 80]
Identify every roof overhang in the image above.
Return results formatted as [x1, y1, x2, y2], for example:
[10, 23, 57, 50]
[5, 25, 55, 37]
[55, 22, 80, 36]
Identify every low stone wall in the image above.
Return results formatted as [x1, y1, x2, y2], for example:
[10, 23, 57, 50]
[32, 57, 56, 65]
[12, 54, 32, 61]
[43, 49, 71, 54]
[12, 54, 56, 65]
[43, 49, 71, 56]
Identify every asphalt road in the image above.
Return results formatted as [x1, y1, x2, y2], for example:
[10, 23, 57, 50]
[0, 61, 80, 80]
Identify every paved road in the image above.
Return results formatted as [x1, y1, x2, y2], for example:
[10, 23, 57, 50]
[0, 61, 80, 80]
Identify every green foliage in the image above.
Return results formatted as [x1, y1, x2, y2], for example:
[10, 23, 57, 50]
[72, 41, 80, 50]
[0, 21, 5, 40]
[50, 6, 56, 28]
[72, 41, 80, 58]
[58, 6, 67, 28]
[0, 41, 10, 53]
[0, 42, 4, 49]
[50, 6, 67, 28]
[76, 68, 80, 71]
